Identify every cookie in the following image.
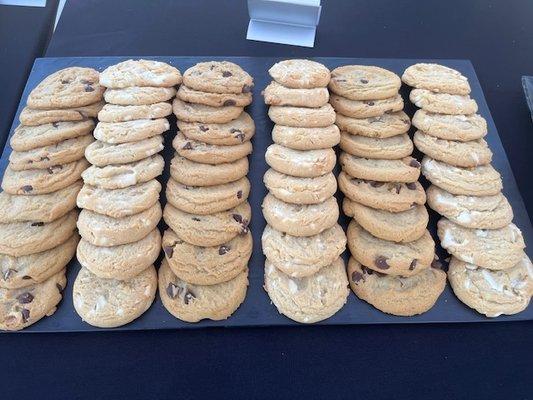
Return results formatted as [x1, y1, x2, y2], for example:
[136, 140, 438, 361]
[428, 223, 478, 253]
[344, 199, 428, 243]
[265, 144, 336, 178]
[409, 89, 478, 115]
[0, 269, 66, 331]
[268, 104, 336, 128]
[339, 153, 421, 183]
[335, 111, 411, 138]
[0, 180, 82, 223]
[77, 229, 161, 281]
[264, 257, 349, 324]
[104, 86, 176, 105]
[329, 65, 401, 100]
[76, 179, 161, 218]
[263, 81, 329, 107]
[81, 154, 164, 189]
[414, 131, 492, 167]
[0, 233, 77, 289]
[93, 119, 169, 144]
[163, 202, 251, 247]
[166, 176, 249, 215]
[262, 224, 346, 278]
[27, 67, 104, 109]
[177, 85, 252, 107]
[0, 209, 77, 257]
[438, 218, 526, 271]
[73, 265, 157, 328]
[162, 229, 251, 286]
[268, 59, 330, 89]
[98, 102, 172, 123]
[183, 61, 253, 95]
[426, 185, 513, 230]
[99, 59, 182, 88]
[347, 220, 434, 277]
[77, 203, 161, 247]
[2, 158, 89, 195]
[173, 131, 252, 165]
[412, 110, 487, 142]
[448, 256, 533, 318]
[178, 112, 255, 146]
[169, 153, 248, 186]
[159, 259, 248, 322]
[263, 169, 337, 204]
[402, 63, 471, 95]
[84, 135, 164, 166]
[10, 119, 95, 152]
[172, 98, 242, 124]
[271, 124, 340, 150]
[347, 257, 446, 316]
[338, 171, 426, 212]
[19, 101, 104, 126]
[262, 193, 338, 237]
[339, 132, 413, 160]
[421, 156, 502, 196]
[9, 134, 93, 171]
[329, 93, 404, 118]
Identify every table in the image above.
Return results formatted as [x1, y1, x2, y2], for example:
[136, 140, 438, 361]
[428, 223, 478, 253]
[2, 1, 533, 399]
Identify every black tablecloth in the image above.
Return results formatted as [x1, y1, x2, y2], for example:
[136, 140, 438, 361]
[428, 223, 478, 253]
[2, 1, 533, 399]
[0, 1, 58, 150]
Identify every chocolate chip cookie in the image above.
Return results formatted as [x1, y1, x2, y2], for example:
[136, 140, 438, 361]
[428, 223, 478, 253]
[263, 169, 337, 204]
[177, 85, 252, 107]
[271, 124, 340, 150]
[329, 65, 401, 100]
[268, 59, 330, 89]
[339, 153, 421, 183]
[335, 111, 410, 138]
[19, 101, 104, 126]
[263, 81, 329, 107]
[183, 61, 253, 94]
[330, 93, 404, 118]
[339, 132, 413, 159]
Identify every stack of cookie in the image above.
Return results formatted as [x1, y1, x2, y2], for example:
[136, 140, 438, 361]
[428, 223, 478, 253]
[160, 61, 254, 322]
[403, 63, 532, 317]
[73, 59, 180, 328]
[330, 65, 446, 316]
[0, 67, 103, 331]
[261, 59, 348, 324]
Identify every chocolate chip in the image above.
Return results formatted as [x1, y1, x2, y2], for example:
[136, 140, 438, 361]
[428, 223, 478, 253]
[409, 259, 417, 271]
[235, 133, 245, 142]
[31, 222, 44, 227]
[223, 99, 236, 106]
[182, 142, 193, 150]
[191, 217, 201, 221]
[3, 269, 15, 281]
[360, 79, 369, 84]
[163, 245, 174, 259]
[236, 190, 243, 199]
[17, 292, 34, 304]
[369, 181, 384, 188]
[395, 184, 401, 194]
[84, 85, 95, 92]
[21, 308, 30, 323]
[351, 271, 364, 283]
[232, 214, 244, 223]
[183, 289, 196, 305]
[52, 122, 59, 128]
[22, 275, 32, 280]
[199, 125, 209, 132]
[232, 214, 249, 234]
[21, 185, 33, 193]
[222, 71, 233, 77]
[242, 85, 253, 93]
[40, 156, 50, 161]
[406, 182, 417, 190]
[60, 79, 70, 84]
[374, 256, 390, 270]
[431, 260, 443, 270]
[56, 283, 63, 292]
[219, 245, 230, 255]
[166, 283, 178, 299]
[409, 159, 421, 168]
[366, 101, 375, 106]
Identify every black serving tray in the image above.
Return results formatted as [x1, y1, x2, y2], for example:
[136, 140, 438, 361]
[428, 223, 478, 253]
[1, 57, 531, 333]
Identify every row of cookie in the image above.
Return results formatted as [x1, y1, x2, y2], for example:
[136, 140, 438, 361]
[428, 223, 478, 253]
[328, 65, 446, 316]
[0, 67, 106, 330]
[160, 61, 255, 322]
[261, 60, 348, 324]
[402, 63, 532, 317]
[72, 60, 181, 328]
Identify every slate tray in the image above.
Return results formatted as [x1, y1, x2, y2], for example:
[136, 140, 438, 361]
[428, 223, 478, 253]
[1, 56, 531, 333]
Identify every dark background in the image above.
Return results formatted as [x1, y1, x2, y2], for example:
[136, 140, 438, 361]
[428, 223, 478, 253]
[1, 1, 532, 399]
